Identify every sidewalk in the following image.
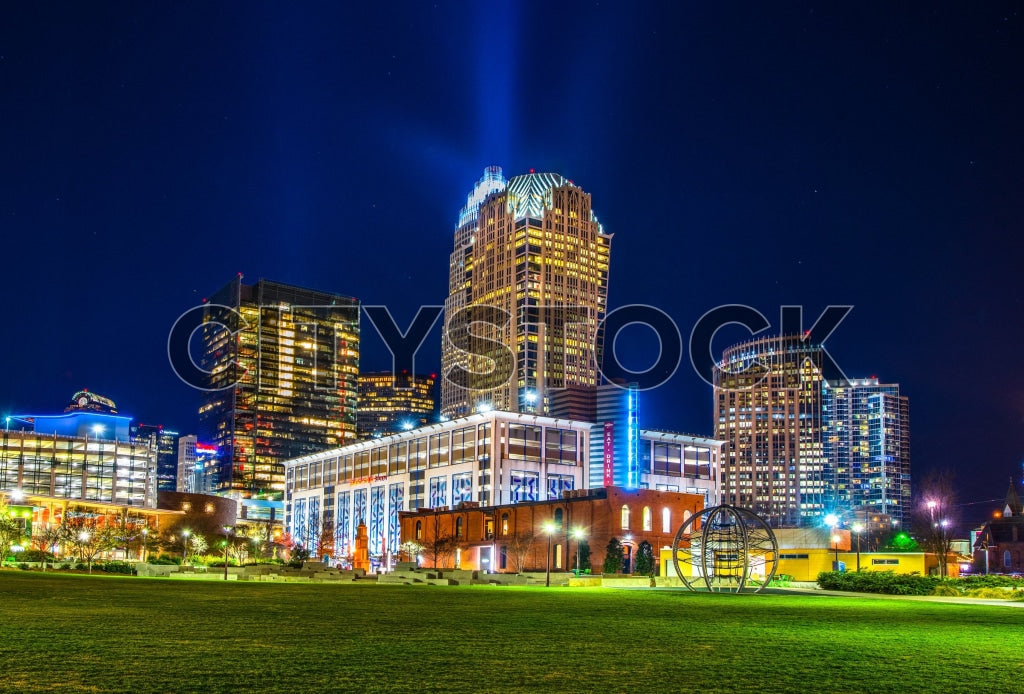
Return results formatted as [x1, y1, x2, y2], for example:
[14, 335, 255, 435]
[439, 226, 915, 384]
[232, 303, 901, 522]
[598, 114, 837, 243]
[776, 585, 1024, 607]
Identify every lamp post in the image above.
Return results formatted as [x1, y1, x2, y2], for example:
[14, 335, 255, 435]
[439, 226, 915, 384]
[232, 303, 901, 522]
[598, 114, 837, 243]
[542, 521, 556, 587]
[141, 528, 149, 563]
[824, 513, 840, 571]
[182, 529, 191, 565]
[222, 525, 233, 580]
[571, 527, 585, 574]
[851, 523, 863, 571]
[939, 519, 949, 579]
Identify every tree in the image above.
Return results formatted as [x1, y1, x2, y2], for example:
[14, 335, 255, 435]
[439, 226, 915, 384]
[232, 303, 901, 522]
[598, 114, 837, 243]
[576, 540, 591, 572]
[634, 540, 655, 576]
[399, 541, 424, 565]
[913, 469, 959, 578]
[32, 523, 68, 571]
[505, 531, 536, 573]
[425, 533, 458, 569]
[0, 502, 23, 562]
[603, 538, 624, 575]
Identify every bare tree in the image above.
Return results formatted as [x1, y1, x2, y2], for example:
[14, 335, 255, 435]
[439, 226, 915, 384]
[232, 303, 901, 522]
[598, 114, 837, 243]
[914, 469, 959, 578]
[505, 531, 536, 573]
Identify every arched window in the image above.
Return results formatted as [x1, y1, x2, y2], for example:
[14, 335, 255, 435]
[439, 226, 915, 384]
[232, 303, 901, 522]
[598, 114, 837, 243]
[662, 508, 671, 533]
[621, 505, 630, 530]
[415, 520, 422, 540]
[643, 507, 652, 531]
[683, 509, 692, 523]
[455, 517, 464, 538]
[554, 508, 564, 528]
[1006, 550, 1013, 568]
[501, 513, 509, 535]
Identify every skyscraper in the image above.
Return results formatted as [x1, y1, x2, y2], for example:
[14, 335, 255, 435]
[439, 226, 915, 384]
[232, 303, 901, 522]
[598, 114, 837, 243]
[198, 276, 360, 498]
[714, 335, 828, 527]
[441, 168, 612, 417]
[132, 423, 180, 492]
[822, 378, 911, 526]
[357, 372, 436, 439]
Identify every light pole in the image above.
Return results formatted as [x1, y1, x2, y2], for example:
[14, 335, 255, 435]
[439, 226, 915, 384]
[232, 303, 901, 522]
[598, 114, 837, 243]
[182, 529, 191, 565]
[141, 528, 149, 563]
[938, 519, 949, 579]
[572, 527, 585, 575]
[542, 521, 556, 587]
[222, 525, 233, 580]
[851, 523, 863, 571]
[824, 514, 840, 571]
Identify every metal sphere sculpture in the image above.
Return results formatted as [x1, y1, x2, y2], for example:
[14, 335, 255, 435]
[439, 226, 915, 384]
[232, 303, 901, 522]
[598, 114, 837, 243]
[670, 504, 779, 593]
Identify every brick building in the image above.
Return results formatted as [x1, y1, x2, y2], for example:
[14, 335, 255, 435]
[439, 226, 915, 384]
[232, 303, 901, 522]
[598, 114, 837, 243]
[399, 486, 704, 574]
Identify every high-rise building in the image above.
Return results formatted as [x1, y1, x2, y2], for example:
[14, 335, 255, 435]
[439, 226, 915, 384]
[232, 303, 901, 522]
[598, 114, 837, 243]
[357, 372, 436, 439]
[822, 378, 911, 526]
[714, 335, 828, 527]
[198, 276, 360, 499]
[132, 423, 181, 492]
[441, 167, 612, 417]
[176, 434, 219, 494]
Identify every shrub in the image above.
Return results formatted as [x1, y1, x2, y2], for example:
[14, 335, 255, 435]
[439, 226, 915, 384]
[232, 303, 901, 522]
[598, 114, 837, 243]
[101, 561, 137, 575]
[18, 549, 56, 563]
[931, 583, 961, 597]
[76, 563, 87, 571]
[18, 563, 30, 571]
[817, 571, 941, 596]
[148, 555, 181, 565]
[965, 587, 1017, 600]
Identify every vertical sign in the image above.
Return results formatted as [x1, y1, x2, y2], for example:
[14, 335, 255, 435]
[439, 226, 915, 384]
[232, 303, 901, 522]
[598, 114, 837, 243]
[603, 421, 615, 487]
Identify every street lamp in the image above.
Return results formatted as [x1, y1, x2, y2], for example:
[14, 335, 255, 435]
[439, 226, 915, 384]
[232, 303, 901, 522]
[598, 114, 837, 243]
[542, 521, 556, 587]
[222, 525, 233, 580]
[141, 528, 149, 563]
[851, 523, 864, 571]
[571, 527, 585, 574]
[927, 500, 937, 524]
[831, 534, 841, 569]
[182, 529, 191, 565]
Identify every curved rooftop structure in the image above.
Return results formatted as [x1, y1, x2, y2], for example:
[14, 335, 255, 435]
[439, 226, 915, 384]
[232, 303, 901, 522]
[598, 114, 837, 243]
[504, 171, 603, 231]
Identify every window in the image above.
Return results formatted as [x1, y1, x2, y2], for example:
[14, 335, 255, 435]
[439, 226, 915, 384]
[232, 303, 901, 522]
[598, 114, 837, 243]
[662, 508, 671, 533]
[554, 508, 564, 528]
[485, 518, 494, 540]
[415, 521, 422, 541]
[501, 513, 509, 535]
[1004, 550, 1012, 568]
[621, 505, 630, 530]
[455, 517, 463, 538]
[643, 506, 652, 531]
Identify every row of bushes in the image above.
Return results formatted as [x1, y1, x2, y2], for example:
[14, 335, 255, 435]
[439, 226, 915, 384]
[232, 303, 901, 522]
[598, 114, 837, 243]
[818, 570, 1024, 597]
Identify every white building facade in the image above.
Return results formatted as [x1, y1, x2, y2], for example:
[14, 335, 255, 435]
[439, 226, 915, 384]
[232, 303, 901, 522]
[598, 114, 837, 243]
[283, 411, 721, 566]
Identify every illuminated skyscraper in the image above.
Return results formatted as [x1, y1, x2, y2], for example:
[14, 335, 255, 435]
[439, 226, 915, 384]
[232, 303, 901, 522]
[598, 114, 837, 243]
[357, 372, 436, 439]
[441, 168, 612, 417]
[822, 378, 911, 526]
[198, 277, 360, 498]
[132, 423, 180, 492]
[714, 335, 828, 527]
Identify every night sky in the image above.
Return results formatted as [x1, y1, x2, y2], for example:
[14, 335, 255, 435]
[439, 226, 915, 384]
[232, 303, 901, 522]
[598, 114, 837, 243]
[2, 3, 1022, 522]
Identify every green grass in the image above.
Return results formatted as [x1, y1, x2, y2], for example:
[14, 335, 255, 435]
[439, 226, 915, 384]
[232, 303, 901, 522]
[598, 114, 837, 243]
[0, 572, 1020, 693]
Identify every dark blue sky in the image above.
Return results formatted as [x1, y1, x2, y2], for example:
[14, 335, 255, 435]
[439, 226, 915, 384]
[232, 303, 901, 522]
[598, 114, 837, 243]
[2, 3, 1022, 519]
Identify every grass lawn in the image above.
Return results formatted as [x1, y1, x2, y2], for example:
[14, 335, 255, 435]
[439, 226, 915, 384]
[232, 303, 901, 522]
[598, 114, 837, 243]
[0, 572, 1018, 693]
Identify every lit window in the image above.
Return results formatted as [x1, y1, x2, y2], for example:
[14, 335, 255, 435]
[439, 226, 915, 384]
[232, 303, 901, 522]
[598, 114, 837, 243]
[621, 505, 630, 530]
[662, 508, 671, 533]
[643, 507, 652, 531]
